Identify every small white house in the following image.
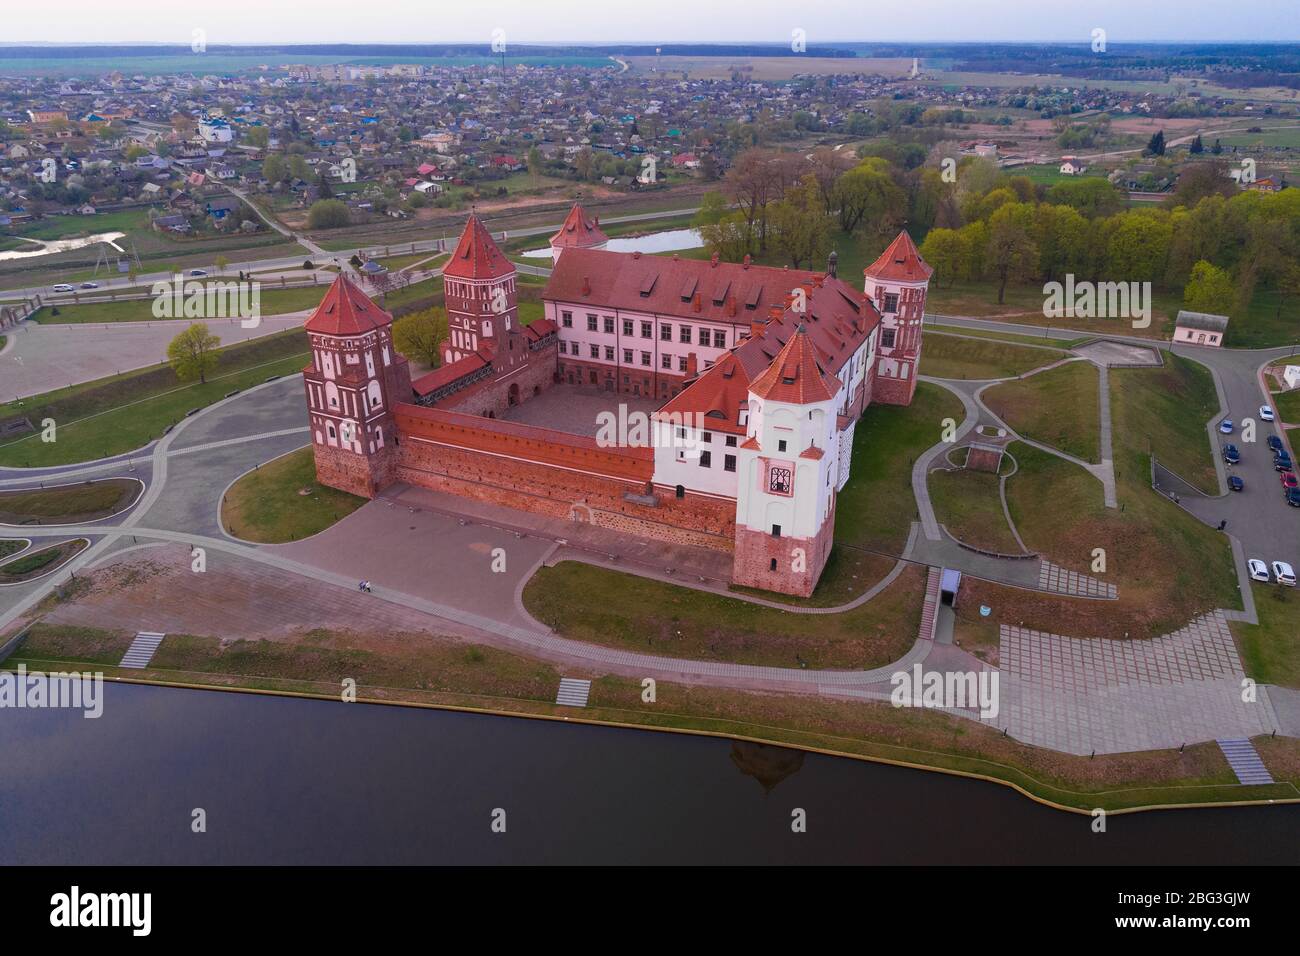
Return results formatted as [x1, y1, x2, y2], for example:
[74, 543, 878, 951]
[1284, 365, 1300, 390]
[1059, 156, 1088, 175]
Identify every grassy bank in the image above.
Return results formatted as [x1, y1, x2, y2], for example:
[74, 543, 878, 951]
[983, 359, 1101, 462]
[0, 478, 140, 524]
[221, 447, 365, 544]
[920, 333, 1064, 380]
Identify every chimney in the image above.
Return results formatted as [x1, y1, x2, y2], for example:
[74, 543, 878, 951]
[742, 254, 751, 270]
[581, 276, 591, 296]
[750, 316, 767, 338]
[710, 251, 719, 268]
[692, 291, 702, 313]
[725, 293, 736, 317]
[686, 352, 699, 377]
[827, 249, 838, 278]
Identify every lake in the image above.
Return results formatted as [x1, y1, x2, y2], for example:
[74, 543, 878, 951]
[521, 227, 704, 258]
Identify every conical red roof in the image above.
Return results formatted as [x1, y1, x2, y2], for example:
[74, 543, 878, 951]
[550, 203, 609, 249]
[303, 273, 390, 336]
[443, 214, 514, 280]
[748, 325, 839, 405]
[864, 230, 933, 282]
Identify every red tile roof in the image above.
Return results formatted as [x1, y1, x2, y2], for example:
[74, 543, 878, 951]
[303, 273, 391, 336]
[411, 351, 488, 396]
[654, 351, 752, 435]
[747, 325, 839, 405]
[864, 230, 933, 283]
[443, 214, 514, 281]
[550, 203, 609, 249]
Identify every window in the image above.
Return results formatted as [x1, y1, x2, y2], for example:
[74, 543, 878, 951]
[559, 341, 567, 355]
[623, 318, 633, 336]
[589, 344, 599, 359]
[660, 323, 672, 341]
[327, 424, 336, 438]
[561, 311, 572, 328]
[678, 357, 688, 372]
[675, 484, 685, 499]
[641, 321, 652, 338]
[770, 558, 778, 571]
[640, 351, 651, 366]
[771, 524, 781, 538]
[679, 326, 691, 344]
[713, 329, 726, 348]
[778, 439, 787, 452]
[701, 432, 712, 443]
[604, 346, 614, 361]
[604, 317, 615, 334]
[676, 427, 687, 439]
[624, 349, 633, 364]
[661, 354, 672, 369]
[726, 436, 737, 447]
[883, 292, 899, 313]
[587, 314, 598, 331]
[724, 454, 736, 472]
[882, 328, 896, 349]
[699, 450, 711, 467]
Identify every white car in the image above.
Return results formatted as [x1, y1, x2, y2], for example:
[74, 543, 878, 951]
[1260, 405, 1275, 422]
[1248, 559, 1271, 583]
[51, 283, 75, 292]
[1272, 561, 1296, 587]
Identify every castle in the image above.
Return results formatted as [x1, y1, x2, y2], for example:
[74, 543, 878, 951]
[302, 205, 932, 597]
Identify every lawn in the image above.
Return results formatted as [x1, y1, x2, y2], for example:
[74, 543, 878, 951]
[523, 559, 925, 670]
[0, 329, 310, 467]
[220, 446, 366, 543]
[0, 538, 27, 559]
[919, 332, 1063, 380]
[34, 284, 327, 324]
[1233, 583, 1300, 688]
[924, 324, 1089, 349]
[836, 382, 965, 555]
[982, 359, 1101, 462]
[1109, 352, 1219, 494]
[926, 279, 1177, 340]
[928, 466, 1024, 554]
[1274, 387, 1300, 424]
[0, 479, 139, 524]
[0, 539, 86, 583]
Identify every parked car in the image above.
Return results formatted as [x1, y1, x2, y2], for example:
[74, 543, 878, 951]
[1229, 475, 1245, 492]
[1223, 443, 1240, 464]
[1282, 472, 1298, 491]
[1260, 405, 1275, 422]
[1248, 559, 1271, 582]
[1268, 435, 1284, 452]
[79, 281, 99, 289]
[51, 283, 74, 292]
[1272, 561, 1296, 586]
[188, 269, 208, 277]
[1219, 419, 1235, 434]
[1289, 488, 1300, 508]
[1275, 454, 1293, 472]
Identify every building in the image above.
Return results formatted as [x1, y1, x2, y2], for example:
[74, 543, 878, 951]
[302, 207, 932, 596]
[548, 202, 608, 264]
[1059, 156, 1087, 175]
[1173, 310, 1229, 347]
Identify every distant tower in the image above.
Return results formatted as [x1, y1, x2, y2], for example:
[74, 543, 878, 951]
[732, 327, 840, 598]
[866, 231, 932, 407]
[302, 274, 412, 498]
[549, 202, 609, 264]
[441, 214, 527, 373]
[910, 57, 920, 79]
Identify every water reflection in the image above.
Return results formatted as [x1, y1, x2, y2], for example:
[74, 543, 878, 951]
[521, 228, 703, 258]
[0, 231, 126, 262]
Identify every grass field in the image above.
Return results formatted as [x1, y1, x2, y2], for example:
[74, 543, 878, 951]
[835, 382, 965, 555]
[1274, 387, 1300, 424]
[924, 324, 1089, 349]
[1110, 353, 1219, 494]
[523, 559, 925, 670]
[35, 284, 325, 324]
[0, 329, 310, 467]
[220, 447, 365, 543]
[0, 538, 27, 559]
[1233, 583, 1300, 688]
[0, 479, 139, 524]
[983, 359, 1101, 462]
[0, 539, 86, 583]
[928, 466, 1024, 554]
[919, 332, 1063, 380]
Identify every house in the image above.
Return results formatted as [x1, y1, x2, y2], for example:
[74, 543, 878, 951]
[1059, 156, 1088, 175]
[672, 152, 701, 169]
[1283, 365, 1300, 390]
[1173, 310, 1228, 347]
[198, 118, 233, 143]
[413, 180, 442, 195]
[205, 196, 242, 220]
[152, 213, 191, 234]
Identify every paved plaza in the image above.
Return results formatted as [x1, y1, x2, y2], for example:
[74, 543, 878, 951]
[499, 386, 660, 439]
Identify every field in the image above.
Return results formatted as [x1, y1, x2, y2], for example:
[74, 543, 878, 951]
[982, 359, 1101, 462]
[0, 479, 140, 524]
[919, 332, 1063, 379]
[0, 539, 86, 583]
[928, 466, 1023, 554]
[220, 447, 365, 543]
[1110, 353, 1219, 494]
[34, 284, 326, 324]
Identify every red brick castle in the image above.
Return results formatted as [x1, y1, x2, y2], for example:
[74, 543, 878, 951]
[303, 206, 932, 596]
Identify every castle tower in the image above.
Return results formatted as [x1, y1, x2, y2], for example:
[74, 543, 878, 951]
[866, 231, 932, 406]
[302, 273, 412, 498]
[732, 327, 840, 598]
[442, 214, 526, 372]
[549, 202, 608, 264]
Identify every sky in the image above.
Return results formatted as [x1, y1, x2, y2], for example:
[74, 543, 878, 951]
[2, 0, 1298, 45]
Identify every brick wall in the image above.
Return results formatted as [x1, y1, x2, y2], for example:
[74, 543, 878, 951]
[313, 439, 395, 498]
[731, 509, 834, 598]
[872, 364, 918, 406]
[439, 344, 557, 418]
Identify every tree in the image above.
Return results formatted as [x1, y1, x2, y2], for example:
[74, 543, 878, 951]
[767, 175, 833, 269]
[288, 154, 311, 181]
[262, 154, 287, 185]
[1189, 134, 1204, 154]
[1046, 177, 1124, 217]
[985, 203, 1039, 304]
[307, 198, 350, 229]
[167, 323, 221, 384]
[1182, 260, 1236, 316]
[245, 126, 270, 149]
[527, 146, 542, 185]
[918, 228, 963, 287]
[391, 308, 447, 367]
[1145, 130, 1166, 156]
[832, 159, 905, 235]
[697, 211, 753, 262]
[214, 255, 228, 275]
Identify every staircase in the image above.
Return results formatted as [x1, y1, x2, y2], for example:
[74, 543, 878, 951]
[919, 568, 941, 644]
[119, 632, 165, 669]
[1216, 738, 1274, 785]
[555, 678, 592, 708]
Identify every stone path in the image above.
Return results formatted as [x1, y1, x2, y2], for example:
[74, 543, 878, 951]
[1037, 560, 1117, 599]
[997, 613, 1279, 754]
